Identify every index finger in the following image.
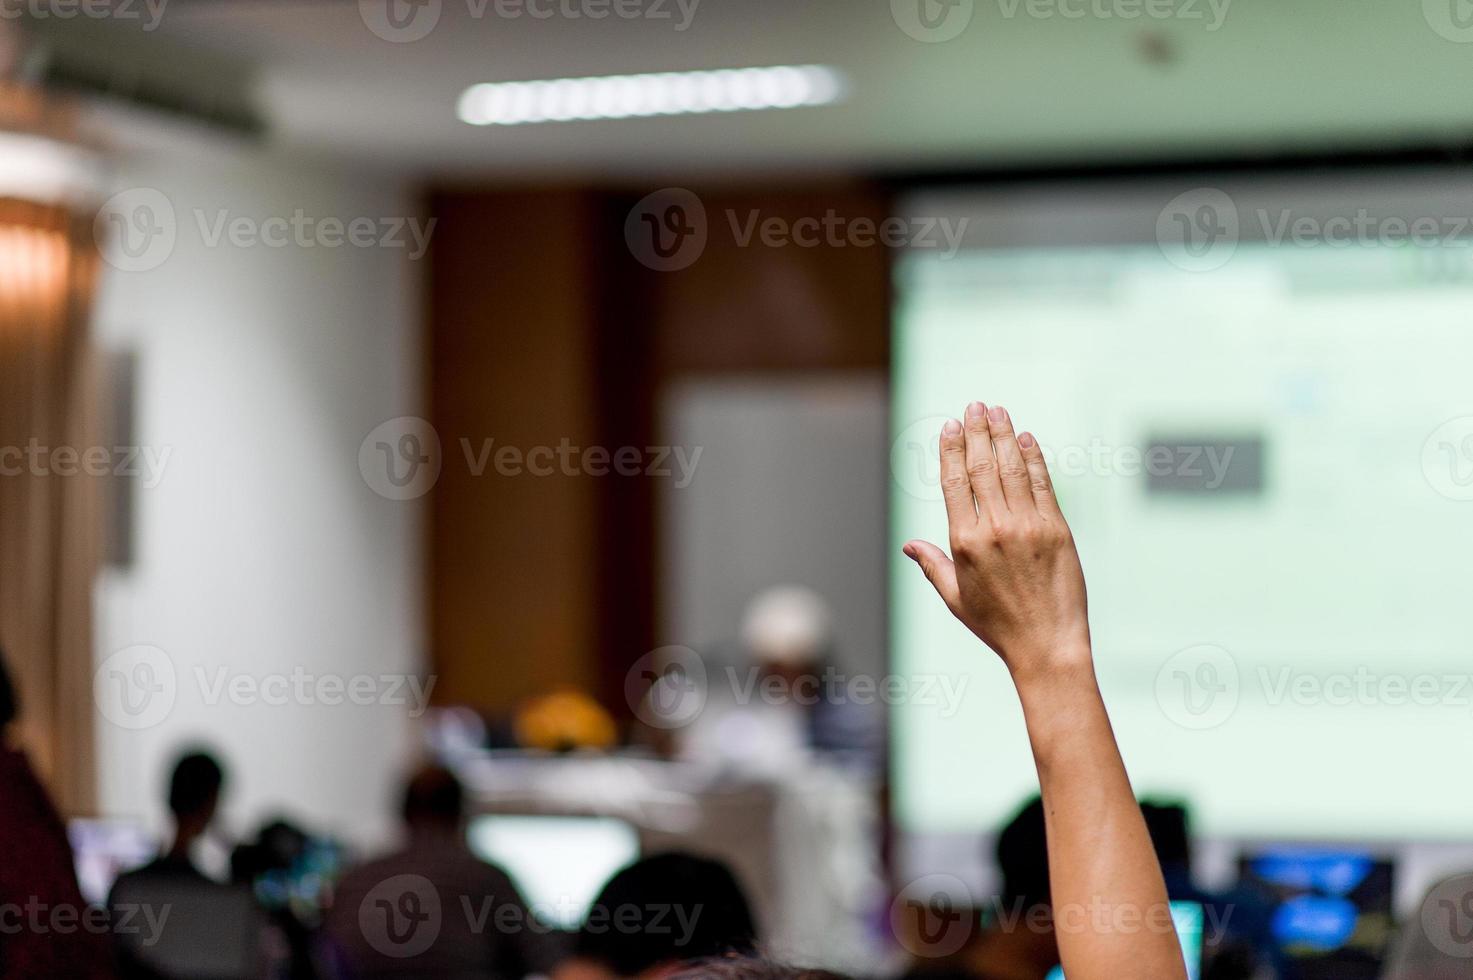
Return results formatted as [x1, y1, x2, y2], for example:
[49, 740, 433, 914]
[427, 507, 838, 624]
[937, 418, 976, 535]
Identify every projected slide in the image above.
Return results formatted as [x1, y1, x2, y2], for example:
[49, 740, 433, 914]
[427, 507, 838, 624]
[892, 218, 1473, 840]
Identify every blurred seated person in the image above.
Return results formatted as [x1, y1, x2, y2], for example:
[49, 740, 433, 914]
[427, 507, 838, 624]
[672, 585, 881, 773]
[1382, 871, 1473, 980]
[324, 764, 553, 978]
[554, 853, 758, 980]
[0, 646, 113, 978]
[113, 750, 226, 889]
[110, 749, 251, 979]
[897, 797, 1058, 980]
[232, 818, 332, 980]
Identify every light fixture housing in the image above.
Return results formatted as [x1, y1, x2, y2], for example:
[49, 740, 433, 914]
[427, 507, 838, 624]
[456, 65, 845, 126]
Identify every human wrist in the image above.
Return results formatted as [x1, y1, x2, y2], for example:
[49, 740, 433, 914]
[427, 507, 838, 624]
[1005, 641, 1096, 694]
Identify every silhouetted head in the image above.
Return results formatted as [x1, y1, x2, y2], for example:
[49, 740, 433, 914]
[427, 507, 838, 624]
[1140, 800, 1193, 895]
[996, 796, 1051, 912]
[401, 764, 464, 835]
[672, 958, 849, 980]
[168, 750, 225, 843]
[1140, 801, 1191, 873]
[576, 852, 759, 977]
[0, 647, 16, 734]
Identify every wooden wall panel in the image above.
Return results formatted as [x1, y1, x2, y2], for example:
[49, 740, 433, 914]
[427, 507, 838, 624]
[426, 189, 600, 711]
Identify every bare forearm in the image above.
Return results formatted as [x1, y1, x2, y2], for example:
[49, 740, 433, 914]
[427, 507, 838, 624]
[904, 402, 1186, 980]
[1015, 662, 1185, 980]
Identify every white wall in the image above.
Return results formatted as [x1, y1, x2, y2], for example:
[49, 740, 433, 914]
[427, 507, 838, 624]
[90, 129, 425, 853]
[659, 375, 889, 679]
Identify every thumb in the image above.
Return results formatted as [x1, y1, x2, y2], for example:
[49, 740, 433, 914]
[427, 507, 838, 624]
[903, 539, 960, 610]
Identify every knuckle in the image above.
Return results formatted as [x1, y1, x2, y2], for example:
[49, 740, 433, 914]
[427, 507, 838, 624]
[966, 457, 996, 478]
[941, 472, 971, 494]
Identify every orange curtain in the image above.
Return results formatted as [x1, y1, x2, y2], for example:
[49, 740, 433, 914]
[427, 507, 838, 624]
[0, 197, 102, 816]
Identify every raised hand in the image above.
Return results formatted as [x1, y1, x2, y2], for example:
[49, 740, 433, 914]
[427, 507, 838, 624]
[901, 400, 1187, 980]
[903, 402, 1091, 683]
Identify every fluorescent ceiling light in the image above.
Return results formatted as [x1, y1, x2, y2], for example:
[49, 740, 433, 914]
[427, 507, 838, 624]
[457, 65, 845, 126]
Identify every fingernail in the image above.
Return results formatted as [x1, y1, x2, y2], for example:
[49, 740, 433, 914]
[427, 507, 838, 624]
[1018, 432, 1036, 449]
[942, 418, 962, 436]
[902, 543, 918, 560]
[987, 405, 1007, 425]
[965, 401, 985, 420]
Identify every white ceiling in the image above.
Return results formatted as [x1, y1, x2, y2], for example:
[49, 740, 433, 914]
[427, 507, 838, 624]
[62, 0, 1473, 178]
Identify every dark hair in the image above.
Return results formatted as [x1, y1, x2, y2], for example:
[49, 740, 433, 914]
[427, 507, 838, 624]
[0, 647, 16, 729]
[1140, 801, 1191, 873]
[576, 852, 759, 977]
[996, 796, 1050, 910]
[401, 764, 464, 826]
[672, 957, 849, 980]
[168, 751, 225, 819]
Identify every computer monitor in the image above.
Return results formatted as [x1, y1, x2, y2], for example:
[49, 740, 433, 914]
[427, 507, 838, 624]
[1238, 847, 1395, 980]
[69, 818, 157, 905]
[466, 814, 640, 930]
[1045, 900, 1205, 980]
